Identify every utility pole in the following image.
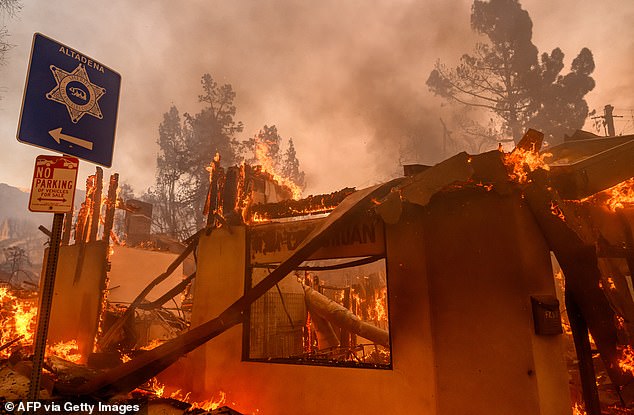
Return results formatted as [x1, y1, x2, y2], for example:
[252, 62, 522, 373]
[604, 104, 616, 137]
[439, 118, 452, 159]
[591, 104, 623, 136]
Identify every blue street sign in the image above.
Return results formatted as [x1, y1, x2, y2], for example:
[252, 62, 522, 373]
[17, 33, 121, 167]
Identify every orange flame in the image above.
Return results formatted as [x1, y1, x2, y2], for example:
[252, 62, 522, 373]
[190, 391, 227, 411]
[549, 201, 566, 221]
[581, 178, 634, 211]
[254, 136, 302, 200]
[503, 147, 551, 184]
[147, 377, 165, 398]
[47, 340, 81, 363]
[0, 286, 37, 357]
[572, 402, 587, 415]
[603, 178, 634, 211]
[0, 287, 83, 363]
[167, 389, 227, 412]
[371, 287, 388, 324]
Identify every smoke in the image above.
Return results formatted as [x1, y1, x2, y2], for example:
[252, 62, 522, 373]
[127, 0, 478, 193]
[0, 0, 480, 195]
[5, 0, 631, 195]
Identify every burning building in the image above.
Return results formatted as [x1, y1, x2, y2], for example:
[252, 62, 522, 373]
[3, 129, 634, 415]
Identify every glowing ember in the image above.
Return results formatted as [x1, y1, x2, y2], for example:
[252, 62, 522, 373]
[607, 277, 617, 290]
[140, 338, 163, 350]
[502, 147, 551, 184]
[47, 340, 81, 363]
[572, 402, 587, 415]
[475, 182, 494, 192]
[598, 278, 615, 291]
[250, 212, 271, 224]
[618, 345, 634, 375]
[554, 270, 565, 291]
[549, 201, 566, 221]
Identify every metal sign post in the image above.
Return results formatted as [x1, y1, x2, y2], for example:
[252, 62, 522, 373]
[27, 155, 78, 399]
[27, 212, 64, 401]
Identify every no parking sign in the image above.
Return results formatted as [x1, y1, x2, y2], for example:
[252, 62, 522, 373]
[28, 154, 79, 213]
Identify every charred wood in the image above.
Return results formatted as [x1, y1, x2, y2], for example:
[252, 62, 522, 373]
[567, 294, 602, 415]
[222, 166, 241, 224]
[102, 173, 119, 243]
[249, 187, 355, 221]
[89, 167, 103, 242]
[137, 272, 196, 311]
[61, 210, 73, 246]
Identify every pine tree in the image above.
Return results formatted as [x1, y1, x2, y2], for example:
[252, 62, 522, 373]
[426, 0, 595, 144]
[152, 106, 196, 239]
[182, 74, 244, 228]
[281, 138, 305, 189]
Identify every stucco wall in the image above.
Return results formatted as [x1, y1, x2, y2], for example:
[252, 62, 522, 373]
[187, 190, 571, 415]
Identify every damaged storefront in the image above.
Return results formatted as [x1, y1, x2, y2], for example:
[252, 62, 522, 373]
[2, 130, 634, 414]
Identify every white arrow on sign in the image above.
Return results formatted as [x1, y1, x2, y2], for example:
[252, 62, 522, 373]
[49, 128, 93, 150]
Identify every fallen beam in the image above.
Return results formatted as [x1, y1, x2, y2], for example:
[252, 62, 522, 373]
[303, 285, 389, 348]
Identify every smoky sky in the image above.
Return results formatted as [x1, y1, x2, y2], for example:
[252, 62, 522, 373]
[0, 0, 633, 196]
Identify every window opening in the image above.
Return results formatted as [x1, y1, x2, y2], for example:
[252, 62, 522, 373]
[245, 257, 391, 369]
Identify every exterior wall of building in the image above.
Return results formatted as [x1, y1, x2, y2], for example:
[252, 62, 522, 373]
[187, 189, 571, 415]
[107, 246, 182, 307]
[44, 241, 108, 361]
[419, 189, 571, 415]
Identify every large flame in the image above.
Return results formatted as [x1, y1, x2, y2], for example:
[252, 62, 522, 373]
[0, 286, 37, 357]
[254, 137, 302, 200]
[0, 286, 83, 362]
[47, 340, 82, 363]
